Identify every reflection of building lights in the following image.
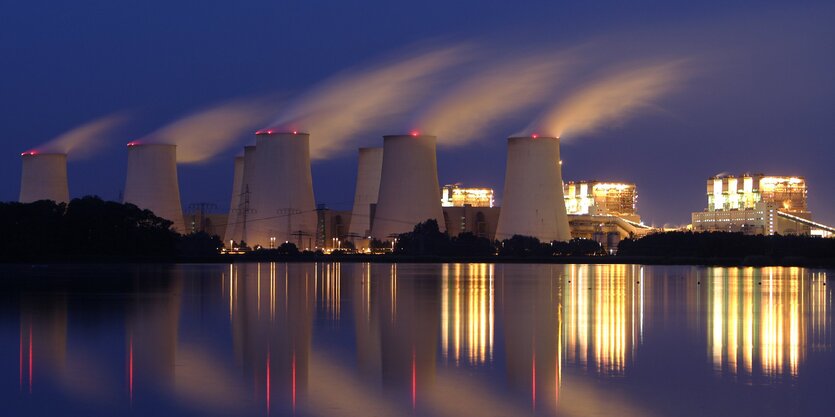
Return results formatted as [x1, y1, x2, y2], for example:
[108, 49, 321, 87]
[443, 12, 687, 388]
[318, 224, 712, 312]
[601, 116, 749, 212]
[440, 264, 494, 365]
[563, 264, 641, 375]
[706, 267, 828, 379]
[317, 263, 341, 320]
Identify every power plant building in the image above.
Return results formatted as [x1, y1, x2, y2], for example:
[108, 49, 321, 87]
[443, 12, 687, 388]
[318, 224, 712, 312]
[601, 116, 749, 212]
[223, 155, 244, 244]
[441, 183, 494, 208]
[348, 147, 383, 239]
[19, 152, 70, 204]
[249, 131, 317, 249]
[691, 174, 833, 235]
[564, 181, 638, 222]
[123, 143, 186, 232]
[495, 136, 571, 242]
[371, 134, 446, 240]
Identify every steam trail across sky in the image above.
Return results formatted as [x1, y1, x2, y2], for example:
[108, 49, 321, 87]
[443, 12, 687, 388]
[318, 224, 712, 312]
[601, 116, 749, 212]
[142, 97, 277, 164]
[33, 113, 128, 159]
[265, 45, 469, 159]
[525, 60, 688, 140]
[415, 54, 575, 146]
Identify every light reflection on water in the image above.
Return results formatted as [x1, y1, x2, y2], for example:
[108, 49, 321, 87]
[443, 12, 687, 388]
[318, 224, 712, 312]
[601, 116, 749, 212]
[1, 263, 833, 417]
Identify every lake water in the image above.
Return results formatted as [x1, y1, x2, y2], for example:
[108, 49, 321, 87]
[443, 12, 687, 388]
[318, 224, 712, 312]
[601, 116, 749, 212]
[0, 263, 832, 417]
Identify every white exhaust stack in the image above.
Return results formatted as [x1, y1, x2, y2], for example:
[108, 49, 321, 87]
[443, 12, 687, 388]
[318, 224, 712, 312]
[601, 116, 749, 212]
[223, 155, 244, 244]
[372, 134, 446, 240]
[249, 131, 317, 248]
[19, 152, 70, 204]
[226, 146, 257, 245]
[495, 136, 571, 242]
[348, 147, 383, 239]
[123, 143, 186, 232]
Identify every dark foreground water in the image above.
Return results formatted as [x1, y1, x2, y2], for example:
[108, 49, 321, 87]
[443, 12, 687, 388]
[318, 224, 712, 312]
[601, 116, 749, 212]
[0, 263, 832, 417]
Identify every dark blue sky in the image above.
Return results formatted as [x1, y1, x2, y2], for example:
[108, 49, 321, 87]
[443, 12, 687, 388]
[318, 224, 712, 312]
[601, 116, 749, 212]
[2, 0, 833, 226]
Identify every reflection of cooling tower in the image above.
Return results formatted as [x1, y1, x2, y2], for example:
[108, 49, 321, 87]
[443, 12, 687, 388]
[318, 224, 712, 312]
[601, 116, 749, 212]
[123, 143, 186, 232]
[19, 152, 70, 203]
[348, 147, 383, 238]
[495, 136, 571, 242]
[250, 132, 317, 248]
[223, 156, 244, 244]
[372, 135, 445, 239]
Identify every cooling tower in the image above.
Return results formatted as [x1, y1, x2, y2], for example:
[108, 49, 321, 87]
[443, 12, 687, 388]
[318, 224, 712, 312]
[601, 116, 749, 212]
[19, 152, 70, 204]
[371, 134, 446, 240]
[123, 143, 186, 232]
[226, 146, 257, 245]
[223, 155, 244, 244]
[348, 147, 384, 238]
[249, 131, 317, 248]
[495, 136, 571, 242]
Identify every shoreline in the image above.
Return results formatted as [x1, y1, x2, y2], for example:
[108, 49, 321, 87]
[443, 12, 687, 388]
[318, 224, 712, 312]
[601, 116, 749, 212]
[3, 254, 834, 269]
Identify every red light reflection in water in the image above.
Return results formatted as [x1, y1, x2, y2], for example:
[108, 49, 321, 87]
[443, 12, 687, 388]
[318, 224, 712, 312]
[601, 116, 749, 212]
[266, 352, 271, 414]
[531, 349, 536, 412]
[19, 327, 23, 392]
[129, 335, 134, 405]
[411, 348, 417, 410]
[29, 324, 33, 394]
[291, 351, 297, 413]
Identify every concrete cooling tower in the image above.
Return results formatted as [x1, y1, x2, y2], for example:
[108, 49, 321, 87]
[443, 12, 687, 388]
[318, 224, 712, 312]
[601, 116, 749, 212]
[19, 152, 70, 204]
[223, 155, 244, 245]
[249, 131, 317, 249]
[371, 134, 446, 240]
[226, 145, 258, 245]
[348, 147, 383, 239]
[123, 143, 186, 232]
[495, 136, 571, 242]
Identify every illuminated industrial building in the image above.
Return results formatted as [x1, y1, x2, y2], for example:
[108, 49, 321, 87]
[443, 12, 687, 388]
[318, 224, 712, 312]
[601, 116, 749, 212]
[564, 181, 638, 222]
[441, 183, 494, 208]
[691, 174, 834, 236]
[562, 180, 651, 253]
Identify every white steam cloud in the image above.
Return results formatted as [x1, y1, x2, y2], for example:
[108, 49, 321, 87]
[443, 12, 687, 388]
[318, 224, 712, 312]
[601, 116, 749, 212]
[416, 55, 575, 145]
[144, 97, 277, 164]
[266, 45, 469, 159]
[525, 60, 688, 139]
[37, 113, 129, 159]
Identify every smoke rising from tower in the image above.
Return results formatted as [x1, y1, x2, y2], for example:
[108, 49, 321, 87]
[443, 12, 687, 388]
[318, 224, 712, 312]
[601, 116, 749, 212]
[266, 46, 468, 159]
[525, 60, 687, 140]
[143, 97, 276, 164]
[35, 113, 128, 159]
[416, 57, 573, 145]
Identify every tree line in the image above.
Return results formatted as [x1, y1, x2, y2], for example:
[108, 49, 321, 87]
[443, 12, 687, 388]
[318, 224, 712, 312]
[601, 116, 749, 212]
[0, 196, 221, 262]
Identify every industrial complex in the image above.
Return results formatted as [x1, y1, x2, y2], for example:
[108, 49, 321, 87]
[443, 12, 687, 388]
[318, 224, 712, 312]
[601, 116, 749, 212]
[691, 174, 833, 237]
[15, 130, 835, 255]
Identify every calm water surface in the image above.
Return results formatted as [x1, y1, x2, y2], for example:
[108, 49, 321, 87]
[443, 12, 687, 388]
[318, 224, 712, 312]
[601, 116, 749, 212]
[1, 263, 832, 417]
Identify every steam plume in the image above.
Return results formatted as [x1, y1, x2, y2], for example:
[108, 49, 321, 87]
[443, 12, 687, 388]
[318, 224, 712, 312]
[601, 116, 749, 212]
[37, 113, 128, 159]
[526, 60, 687, 139]
[417, 56, 574, 145]
[143, 97, 277, 164]
[266, 45, 469, 159]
